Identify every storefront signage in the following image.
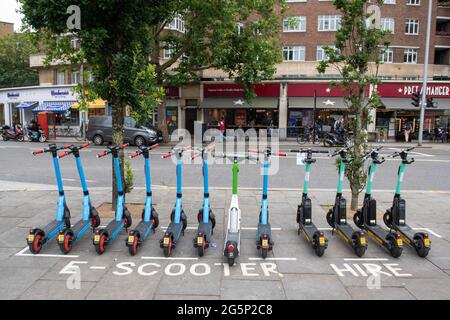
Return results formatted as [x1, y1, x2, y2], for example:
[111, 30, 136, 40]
[204, 83, 280, 97]
[377, 83, 450, 98]
[7, 92, 19, 99]
[51, 89, 70, 97]
[288, 83, 349, 97]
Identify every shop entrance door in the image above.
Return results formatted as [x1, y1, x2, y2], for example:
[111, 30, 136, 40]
[0, 104, 4, 125]
[185, 108, 197, 135]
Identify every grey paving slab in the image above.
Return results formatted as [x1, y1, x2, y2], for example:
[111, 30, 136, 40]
[0, 247, 21, 260]
[0, 217, 25, 235]
[154, 294, 219, 300]
[282, 274, 351, 300]
[220, 279, 286, 300]
[0, 266, 48, 300]
[347, 286, 416, 300]
[19, 280, 96, 300]
[403, 278, 450, 300]
[156, 258, 222, 296]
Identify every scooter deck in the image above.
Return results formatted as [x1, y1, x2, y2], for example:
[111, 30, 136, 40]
[166, 222, 184, 243]
[104, 220, 125, 240]
[299, 223, 320, 242]
[335, 223, 358, 243]
[197, 221, 213, 242]
[365, 225, 396, 249]
[256, 223, 272, 240]
[68, 219, 91, 242]
[133, 220, 153, 241]
[40, 220, 66, 241]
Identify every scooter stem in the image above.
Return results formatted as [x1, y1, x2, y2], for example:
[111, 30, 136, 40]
[303, 163, 311, 196]
[52, 155, 65, 195]
[395, 162, 406, 196]
[232, 159, 239, 195]
[114, 156, 124, 195]
[337, 161, 346, 195]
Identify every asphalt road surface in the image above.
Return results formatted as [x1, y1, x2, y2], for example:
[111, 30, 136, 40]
[1, 140, 450, 192]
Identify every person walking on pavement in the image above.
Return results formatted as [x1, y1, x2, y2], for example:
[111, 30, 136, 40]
[219, 116, 226, 141]
[404, 121, 413, 142]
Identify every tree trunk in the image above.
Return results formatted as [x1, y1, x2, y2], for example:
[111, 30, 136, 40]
[111, 99, 125, 208]
[157, 98, 169, 143]
[351, 188, 359, 211]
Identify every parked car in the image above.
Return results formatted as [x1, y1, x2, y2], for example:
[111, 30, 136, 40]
[86, 116, 163, 146]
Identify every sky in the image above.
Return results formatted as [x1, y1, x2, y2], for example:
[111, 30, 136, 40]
[0, 0, 23, 31]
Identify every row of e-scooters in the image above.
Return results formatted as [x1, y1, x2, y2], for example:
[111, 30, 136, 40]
[26, 143, 430, 266]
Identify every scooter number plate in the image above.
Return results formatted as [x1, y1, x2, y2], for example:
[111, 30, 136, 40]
[262, 239, 269, 247]
[397, 238, 403, 246]
[128, 236, 135, 244]
[360, 237, 367, 245]
[319, 237, 325, 245]
[197, 237, 203, 245]
[163, 237, 170, 245]
[94, 235, 100, 243]
[28, 234, 35, 242]
[58, 234, 65, 242]
[424, 239, 430, 247]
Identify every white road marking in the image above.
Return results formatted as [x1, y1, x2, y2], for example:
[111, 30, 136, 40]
[241, 227, 282, 231]
[89, 266, 107, 270]
[62, 178, 76, 182]
[141, 256, 199, 261]
[248, 257, 297, 261]
[343, 258, 389, 261]
[412, 227, 442, 238]
[15, 246, 79, 258]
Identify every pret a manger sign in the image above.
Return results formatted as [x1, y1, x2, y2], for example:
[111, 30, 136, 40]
[377, 83, 450, 98]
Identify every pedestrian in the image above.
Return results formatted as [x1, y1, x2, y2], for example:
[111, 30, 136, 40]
[219, 116, 226, 140]
[404, 121, 412, 142]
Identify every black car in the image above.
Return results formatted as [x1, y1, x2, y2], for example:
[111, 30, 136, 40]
[87, 116, 163, 146]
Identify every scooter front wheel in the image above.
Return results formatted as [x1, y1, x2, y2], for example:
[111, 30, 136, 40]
[383, 210, 393, 229]
[353, 210, 364, 228]
[326, 209, 335, 228]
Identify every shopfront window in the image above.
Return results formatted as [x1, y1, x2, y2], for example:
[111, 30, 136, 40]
[0, 104, 4, 125]
[9, 103, 20, 125]
[206, 108, 278, 131]
[167, 108, 178, 135]
[55, 109, 79, 126]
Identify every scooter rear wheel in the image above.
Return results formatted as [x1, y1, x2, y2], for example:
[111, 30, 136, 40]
[414, 234, 430, 258]
[163, 238, 173, 257]
[315, 245, 326, 257]
[227, 257, 235, 267]
[352, 233, 367, 257]
[29, 233, 43, 254]
[128, 235, 139, 256]
[60, 233, 73, 254]
[95, 234, 107, 255]
[261, 247, 269, 259]
[198, 237, 206, 257]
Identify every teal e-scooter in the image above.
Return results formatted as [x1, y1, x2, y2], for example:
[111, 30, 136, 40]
[57, 143, 101, 254]
[291, 148, 329, 257]
[126, 144, 160, 256]
[326, 146, 368, 257]
[353, 146, 403, 258]
[94, 144, 133, 254]
[383, 147, 431, 257]
[27, 144, 72, 254]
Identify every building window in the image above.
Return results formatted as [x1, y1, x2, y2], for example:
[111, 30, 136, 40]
[165, 16, 185, 33]
[384, 0, 396, 4]
[318, 15, 341, 31]
[403, 48, 418, 63]
[56, 70, 65, 85]
[164, 46, 175, 59]
[380, 48, 394, 63]
[283, 16, 307, 32]
[380, 18, 395, 33]
[405, 19, 419, 35]
[283, 46, 305, 61]
[70, 38, 80, 50]
[407, 0, 420, 5]
[317, 46, 336, 61]
[71, 70, 80, 84]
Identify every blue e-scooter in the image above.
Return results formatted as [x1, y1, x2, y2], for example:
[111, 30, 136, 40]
[56, 143, 101, 254]
[27, 144, 73, 254]
[160, 146, 189, 257]
[250, 148, 287, 259]
[192, 146, 216, 257]
[94, 144, 132, 254]
[383, 147, 431, 257]
[126, 144, 160, 256]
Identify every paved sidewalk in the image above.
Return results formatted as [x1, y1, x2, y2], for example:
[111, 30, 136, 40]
[0, 187, 449, 300]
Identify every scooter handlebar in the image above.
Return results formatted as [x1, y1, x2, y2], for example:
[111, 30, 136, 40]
[58, 152, 70, 159]
[162, 153, 172, 159]
[121, 143, 129, 149]
[79, 142, 91, 150]
[278, 152, 287, 157]
[149, 143, 159, 150]
[129, 152, 140, 159]
[97, 151, 109, 158]
[32, 149, 44, 156]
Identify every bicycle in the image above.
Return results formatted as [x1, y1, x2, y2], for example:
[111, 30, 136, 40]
[297, 128, 322, 145]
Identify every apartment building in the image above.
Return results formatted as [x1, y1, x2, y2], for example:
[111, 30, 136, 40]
[0, 21, 13, 37]
[2, 1, 449, 141]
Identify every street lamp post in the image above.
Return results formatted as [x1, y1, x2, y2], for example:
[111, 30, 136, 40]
[418, 0, 433, 146]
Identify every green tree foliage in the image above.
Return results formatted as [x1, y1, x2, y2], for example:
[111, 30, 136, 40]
[0, 32, 39, 88]
[317, 0, 390, 210]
